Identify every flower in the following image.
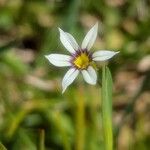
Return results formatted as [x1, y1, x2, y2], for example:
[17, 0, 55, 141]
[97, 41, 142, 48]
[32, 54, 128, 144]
[45, 23, 119, 93]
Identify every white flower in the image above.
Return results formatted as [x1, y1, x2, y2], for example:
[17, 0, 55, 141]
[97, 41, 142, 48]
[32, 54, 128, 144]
[45, 23, 119, 93]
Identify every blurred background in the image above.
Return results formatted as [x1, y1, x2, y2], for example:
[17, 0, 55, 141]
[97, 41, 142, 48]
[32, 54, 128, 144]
[0, 0, 150, 149]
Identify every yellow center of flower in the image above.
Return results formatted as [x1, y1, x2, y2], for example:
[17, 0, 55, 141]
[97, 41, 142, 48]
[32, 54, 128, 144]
[73, 52, 91, 69]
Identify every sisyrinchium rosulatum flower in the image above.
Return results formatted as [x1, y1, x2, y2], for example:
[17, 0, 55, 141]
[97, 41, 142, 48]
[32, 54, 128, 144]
[45, 23, 119, 93]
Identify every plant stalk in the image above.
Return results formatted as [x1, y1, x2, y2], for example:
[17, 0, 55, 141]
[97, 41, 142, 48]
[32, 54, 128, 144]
[101, 65, 113, 150]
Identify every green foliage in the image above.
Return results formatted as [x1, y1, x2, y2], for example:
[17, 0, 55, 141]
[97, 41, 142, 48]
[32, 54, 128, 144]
[0, 0, 150, 149]
[101, 66, 113, 150]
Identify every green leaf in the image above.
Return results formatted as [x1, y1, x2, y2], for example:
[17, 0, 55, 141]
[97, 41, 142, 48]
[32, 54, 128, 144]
[101, 66, 113, 150]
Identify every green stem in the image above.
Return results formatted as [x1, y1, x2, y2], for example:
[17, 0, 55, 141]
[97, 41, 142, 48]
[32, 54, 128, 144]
[101, 65, 113, 150]
[75, 85, 85, 150]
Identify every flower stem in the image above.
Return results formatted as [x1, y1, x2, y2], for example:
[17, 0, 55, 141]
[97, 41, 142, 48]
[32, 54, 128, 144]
[75, 85, 85, 150]
[101, 65, 113, 150]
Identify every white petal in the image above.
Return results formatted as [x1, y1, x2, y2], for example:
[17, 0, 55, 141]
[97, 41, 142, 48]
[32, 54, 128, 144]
[93, 50, 119, 61]
[81, 22, 98, 50]
[45, 54, 71, 67]
[62, 68, 79, 93]
[59, 28, 78, 53]
[66, 33, 80, 50]
[82, 66, 97, 85]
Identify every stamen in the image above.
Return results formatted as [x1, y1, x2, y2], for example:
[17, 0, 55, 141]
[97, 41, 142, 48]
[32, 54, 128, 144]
[72, 50, 91, 69]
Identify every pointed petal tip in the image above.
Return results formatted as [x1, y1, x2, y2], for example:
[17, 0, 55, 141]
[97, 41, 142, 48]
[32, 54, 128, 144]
[45, 54, 52, 60]
[95, 22, 98, 27]
[113, 51, 120, 56]
[62, 83, 68, 94]
[58, 27, 63, 33]
[92, 22, 98, 31]
[44, 55, 49, 59]
[62, 88, 65, 94]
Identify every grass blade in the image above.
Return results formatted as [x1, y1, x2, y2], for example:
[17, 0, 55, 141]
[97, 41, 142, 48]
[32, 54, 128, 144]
[101, 65, 113, 150]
